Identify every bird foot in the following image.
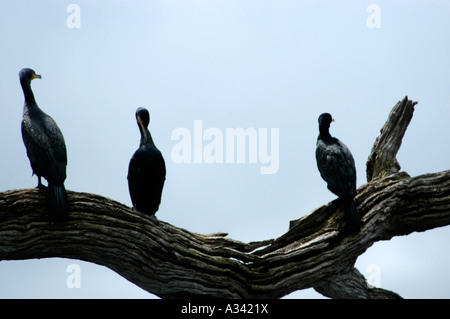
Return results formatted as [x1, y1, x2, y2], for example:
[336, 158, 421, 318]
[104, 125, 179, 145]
[37, 183, 47, 190]
[131, 207, 159, 223]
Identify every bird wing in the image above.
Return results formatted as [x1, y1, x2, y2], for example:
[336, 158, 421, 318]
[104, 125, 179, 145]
[42, 114, 67, 184]
[21, 109, 67, 184]
[128, 146, 166, 213]
[316, 138, 356, 198]
[127, 151, 140, 208]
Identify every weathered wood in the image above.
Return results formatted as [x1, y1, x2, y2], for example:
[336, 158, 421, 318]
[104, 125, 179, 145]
[366, 96, 417, 182]
[0, 97, 449, 299]
[315, 267, 402, 299]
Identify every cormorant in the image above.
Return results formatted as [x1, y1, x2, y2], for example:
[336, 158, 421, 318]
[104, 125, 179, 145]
[127, 107, 166, 218]
[315, 113, 360, 233]
[20, 68, 68, 220]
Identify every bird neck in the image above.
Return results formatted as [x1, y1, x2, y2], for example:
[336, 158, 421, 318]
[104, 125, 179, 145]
[319, 125, 332, 140]
[140, 127, 155, 147]
[21, 79, 37, 106]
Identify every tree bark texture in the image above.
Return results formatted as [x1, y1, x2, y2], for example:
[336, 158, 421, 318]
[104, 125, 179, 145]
[1, 96, 449, 299]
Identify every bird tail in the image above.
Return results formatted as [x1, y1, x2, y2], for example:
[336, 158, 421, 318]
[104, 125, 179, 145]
[48, 183, 69, 220]
[345, 200, 361, 234]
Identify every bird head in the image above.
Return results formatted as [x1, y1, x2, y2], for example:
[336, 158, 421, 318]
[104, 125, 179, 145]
[19, 68, 42, 83]
[136, 107, 150, 129]
[318, 113, 334, 128]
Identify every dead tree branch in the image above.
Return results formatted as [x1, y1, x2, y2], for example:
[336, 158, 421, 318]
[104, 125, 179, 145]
[366, 96, 418, 182]
[1, 96, 449, 298]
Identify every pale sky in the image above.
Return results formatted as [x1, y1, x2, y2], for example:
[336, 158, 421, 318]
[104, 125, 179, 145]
[0, 0, 449, 298]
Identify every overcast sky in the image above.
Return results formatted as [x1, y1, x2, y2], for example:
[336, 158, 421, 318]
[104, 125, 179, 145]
[0, 0, 449, 298]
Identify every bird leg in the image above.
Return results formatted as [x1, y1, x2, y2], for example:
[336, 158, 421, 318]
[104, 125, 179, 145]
[36, 176, 47, 190]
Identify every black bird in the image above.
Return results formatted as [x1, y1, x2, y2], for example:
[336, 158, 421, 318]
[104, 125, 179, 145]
[20, 68, 68, 220]
[315, 113, 360, 233]
[128, 107, 166, 218]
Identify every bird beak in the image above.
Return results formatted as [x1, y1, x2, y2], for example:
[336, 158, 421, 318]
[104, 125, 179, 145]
[331, 118, 335, 122]
[32, 74, 42, 80]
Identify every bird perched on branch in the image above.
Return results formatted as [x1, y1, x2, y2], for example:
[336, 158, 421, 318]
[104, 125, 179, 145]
[19, 68, 68, 220]
[128, 107, 166, 218]
[315, 113, 360, 233]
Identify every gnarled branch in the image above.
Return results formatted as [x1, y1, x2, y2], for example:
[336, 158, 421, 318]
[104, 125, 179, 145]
[1, 97, 449, 299]
[366, 96, 417, 182]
